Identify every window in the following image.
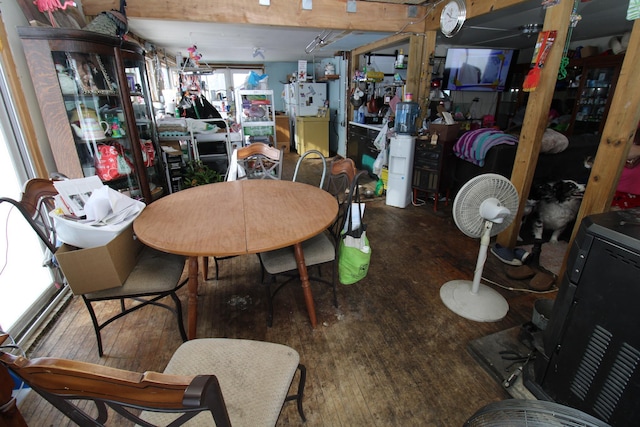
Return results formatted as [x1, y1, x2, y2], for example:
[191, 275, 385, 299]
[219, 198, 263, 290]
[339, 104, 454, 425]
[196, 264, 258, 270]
[0, 58, 64, 343]
[156, 66, 263, 122]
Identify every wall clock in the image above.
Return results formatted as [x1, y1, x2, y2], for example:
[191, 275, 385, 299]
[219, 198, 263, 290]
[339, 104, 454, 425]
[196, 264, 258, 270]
[440, 0, 466, 38]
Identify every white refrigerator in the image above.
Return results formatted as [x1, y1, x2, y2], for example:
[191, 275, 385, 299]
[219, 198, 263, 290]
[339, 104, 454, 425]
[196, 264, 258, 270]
[283, 82, 327, 117]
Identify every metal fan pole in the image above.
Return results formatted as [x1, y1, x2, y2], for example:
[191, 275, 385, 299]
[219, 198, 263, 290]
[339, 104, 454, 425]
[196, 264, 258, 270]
[470, 221, 492, 294]
[440, 219, 509, 322]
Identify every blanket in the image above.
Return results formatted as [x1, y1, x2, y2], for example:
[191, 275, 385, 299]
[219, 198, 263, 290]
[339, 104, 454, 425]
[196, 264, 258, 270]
[454, 128, 518, 167]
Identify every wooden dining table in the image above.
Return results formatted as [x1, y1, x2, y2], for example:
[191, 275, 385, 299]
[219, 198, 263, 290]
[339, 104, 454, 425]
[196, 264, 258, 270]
[133, 179, 339, 339]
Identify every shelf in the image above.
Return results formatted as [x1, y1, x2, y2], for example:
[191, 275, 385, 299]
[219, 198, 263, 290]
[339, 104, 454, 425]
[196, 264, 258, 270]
[317, 74, 339, 81]
[236, 89, 276, 144]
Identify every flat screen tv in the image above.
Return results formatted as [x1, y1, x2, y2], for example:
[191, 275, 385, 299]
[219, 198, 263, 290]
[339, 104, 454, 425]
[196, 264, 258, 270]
[443, 48, 516, 92]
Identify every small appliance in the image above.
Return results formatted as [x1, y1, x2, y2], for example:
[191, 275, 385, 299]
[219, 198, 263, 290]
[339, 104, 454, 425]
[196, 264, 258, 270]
[394, 101, 420, 135]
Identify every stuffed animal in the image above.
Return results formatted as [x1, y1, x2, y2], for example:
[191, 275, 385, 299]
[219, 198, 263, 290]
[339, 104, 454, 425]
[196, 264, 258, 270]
[187, 45, 202, 67]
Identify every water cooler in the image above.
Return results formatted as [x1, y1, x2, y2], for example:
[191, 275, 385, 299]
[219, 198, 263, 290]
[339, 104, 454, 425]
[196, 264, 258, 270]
[386, 101, 418, 208]
[386, 134, 416, 208]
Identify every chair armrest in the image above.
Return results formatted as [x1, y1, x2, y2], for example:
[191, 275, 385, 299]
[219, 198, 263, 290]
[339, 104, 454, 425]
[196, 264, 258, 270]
[0, 349, 231, 426]
[1, 352, 194, 408]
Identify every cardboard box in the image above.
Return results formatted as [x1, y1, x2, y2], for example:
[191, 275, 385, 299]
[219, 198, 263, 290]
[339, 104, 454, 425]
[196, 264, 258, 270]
[579, 46, 599, 58]
[56, 225, 143, 295]
[429, 123, 461, 142]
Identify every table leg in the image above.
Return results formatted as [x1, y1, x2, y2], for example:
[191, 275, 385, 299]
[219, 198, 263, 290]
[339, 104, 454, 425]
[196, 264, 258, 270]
[294, 242, 317, 328]
[187, 256, 199, 340]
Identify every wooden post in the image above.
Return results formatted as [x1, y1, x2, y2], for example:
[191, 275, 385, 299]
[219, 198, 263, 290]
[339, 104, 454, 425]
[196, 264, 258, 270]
[496, 0, 574, 248]
[416, 32, 437, 126]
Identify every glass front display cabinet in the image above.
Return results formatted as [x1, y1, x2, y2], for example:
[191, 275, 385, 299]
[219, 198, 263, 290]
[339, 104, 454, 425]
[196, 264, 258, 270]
[18, 27, 165, 203]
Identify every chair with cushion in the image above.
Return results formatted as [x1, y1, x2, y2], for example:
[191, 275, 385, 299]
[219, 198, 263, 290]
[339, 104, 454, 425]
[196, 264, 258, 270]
[0, 333, 306, 426]
[258, 154, 367, 326]
[208, 142, 285, 281]
[325, 155, 360, 237]
[229, 142, 284, 181]
[292, 149, 327, 188]
[0, 178, 188, 357]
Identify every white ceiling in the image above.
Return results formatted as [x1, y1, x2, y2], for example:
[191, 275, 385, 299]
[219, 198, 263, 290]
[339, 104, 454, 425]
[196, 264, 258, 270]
[126, 0, 633, 64]
[128, 19, 394, 63]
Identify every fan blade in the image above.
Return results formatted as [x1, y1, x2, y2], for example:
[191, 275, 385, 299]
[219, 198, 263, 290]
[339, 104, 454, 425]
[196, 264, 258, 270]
[472, 32, 524, 45]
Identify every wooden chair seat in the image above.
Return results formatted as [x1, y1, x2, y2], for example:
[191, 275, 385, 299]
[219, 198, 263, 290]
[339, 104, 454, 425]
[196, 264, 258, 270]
[141, 339, 305, 426]
[0, 335, 306, 426]
[83, 248, 185, 299]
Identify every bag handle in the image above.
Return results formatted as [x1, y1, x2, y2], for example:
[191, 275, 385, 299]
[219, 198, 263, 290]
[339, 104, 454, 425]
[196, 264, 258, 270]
[344, 171, 366, 238]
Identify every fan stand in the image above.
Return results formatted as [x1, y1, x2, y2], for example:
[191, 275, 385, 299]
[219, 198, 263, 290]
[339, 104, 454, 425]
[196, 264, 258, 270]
[440, 220, 509, 322]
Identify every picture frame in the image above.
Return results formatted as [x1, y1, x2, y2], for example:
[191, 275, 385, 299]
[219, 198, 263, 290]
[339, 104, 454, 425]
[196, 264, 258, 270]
[126, 74, 136, 93]
[65, 53, 115, 95]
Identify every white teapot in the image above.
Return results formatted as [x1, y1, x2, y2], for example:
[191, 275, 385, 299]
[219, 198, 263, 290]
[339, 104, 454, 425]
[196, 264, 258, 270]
[71, 118, 109, 141]
[70, 104, 109, 141]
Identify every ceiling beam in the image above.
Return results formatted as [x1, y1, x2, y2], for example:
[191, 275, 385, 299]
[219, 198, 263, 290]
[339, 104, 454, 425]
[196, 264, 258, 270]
[82, 0, 426, 33]
[82, 0, 532, 34]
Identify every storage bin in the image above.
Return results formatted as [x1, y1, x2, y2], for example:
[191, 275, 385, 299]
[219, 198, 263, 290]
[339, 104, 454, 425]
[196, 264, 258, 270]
[52, 199, 144, 248]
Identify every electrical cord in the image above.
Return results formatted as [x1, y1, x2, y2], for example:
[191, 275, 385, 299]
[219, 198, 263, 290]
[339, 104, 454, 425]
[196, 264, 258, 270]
[0, 204, 15, 276]
[481, 276, 559, 294]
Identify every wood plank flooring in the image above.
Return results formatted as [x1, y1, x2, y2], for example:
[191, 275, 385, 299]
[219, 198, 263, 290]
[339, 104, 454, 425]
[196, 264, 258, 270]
[15, 153, 557, 426]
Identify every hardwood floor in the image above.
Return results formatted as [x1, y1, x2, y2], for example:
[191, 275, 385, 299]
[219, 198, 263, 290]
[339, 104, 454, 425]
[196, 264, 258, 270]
[16, 152, 551, 426]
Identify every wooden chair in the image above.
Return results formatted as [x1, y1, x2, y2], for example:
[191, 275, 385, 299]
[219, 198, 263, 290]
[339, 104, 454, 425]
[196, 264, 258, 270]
[208, 142, 285, 281]
[258, 153, 367, 326]
[0, 178, 188, 357]
[233, 142, 284, 181]
[0, 333, 306, 426]
[325, 156, 360, 238]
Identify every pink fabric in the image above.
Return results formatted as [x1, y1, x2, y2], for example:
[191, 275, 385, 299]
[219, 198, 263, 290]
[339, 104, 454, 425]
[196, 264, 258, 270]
[616, 164, 640, 195]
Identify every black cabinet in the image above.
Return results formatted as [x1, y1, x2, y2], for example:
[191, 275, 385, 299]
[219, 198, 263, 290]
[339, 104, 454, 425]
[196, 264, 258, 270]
[347, 123, 381, 175]
[566, 54, 623, 136]
[527, 209, 640, 426]
[412, 138, 456, 210]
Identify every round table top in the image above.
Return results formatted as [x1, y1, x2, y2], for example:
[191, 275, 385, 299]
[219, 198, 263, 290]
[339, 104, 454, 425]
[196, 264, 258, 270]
[134, 180, 339, 257]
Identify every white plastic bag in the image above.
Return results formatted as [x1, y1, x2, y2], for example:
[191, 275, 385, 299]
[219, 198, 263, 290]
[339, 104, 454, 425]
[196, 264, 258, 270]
[372, 150, 386, 177]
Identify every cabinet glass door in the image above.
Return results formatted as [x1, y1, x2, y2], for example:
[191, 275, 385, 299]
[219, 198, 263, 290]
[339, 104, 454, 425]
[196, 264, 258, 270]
[123, 55, 166, 201]
[573, 66, 615, 134]
[53, 49, 145, 199]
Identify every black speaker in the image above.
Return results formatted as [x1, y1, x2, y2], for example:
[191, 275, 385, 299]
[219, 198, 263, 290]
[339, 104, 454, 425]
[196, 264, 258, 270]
[526, 208, 640, 426]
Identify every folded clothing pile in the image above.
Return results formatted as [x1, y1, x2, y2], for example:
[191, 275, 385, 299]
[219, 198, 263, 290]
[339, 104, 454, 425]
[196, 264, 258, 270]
[157, 118, 188, 136]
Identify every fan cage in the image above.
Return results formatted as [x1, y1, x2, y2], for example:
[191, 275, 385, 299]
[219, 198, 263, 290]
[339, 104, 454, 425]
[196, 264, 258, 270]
[465, 399, 611, 427]
[453, 173, 519, 238]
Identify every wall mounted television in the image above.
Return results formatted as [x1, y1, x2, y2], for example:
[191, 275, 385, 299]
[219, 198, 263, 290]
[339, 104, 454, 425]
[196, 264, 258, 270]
[443, 48, 516, 92]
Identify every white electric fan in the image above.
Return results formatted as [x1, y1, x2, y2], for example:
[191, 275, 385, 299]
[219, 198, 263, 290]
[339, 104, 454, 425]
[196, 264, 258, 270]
[440, 173, 519, 322]
[465, 399, 611, 426]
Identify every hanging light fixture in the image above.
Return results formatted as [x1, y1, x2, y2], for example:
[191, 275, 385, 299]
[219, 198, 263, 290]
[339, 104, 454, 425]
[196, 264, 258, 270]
[305, 29, 333, 54]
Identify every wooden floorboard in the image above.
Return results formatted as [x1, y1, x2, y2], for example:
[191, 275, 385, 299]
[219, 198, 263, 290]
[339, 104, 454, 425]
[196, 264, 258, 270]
[15, 152, 554, 426]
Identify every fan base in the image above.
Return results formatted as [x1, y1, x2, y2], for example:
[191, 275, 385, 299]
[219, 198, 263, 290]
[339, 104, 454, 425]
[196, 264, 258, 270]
[440, 280, 509, 322]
